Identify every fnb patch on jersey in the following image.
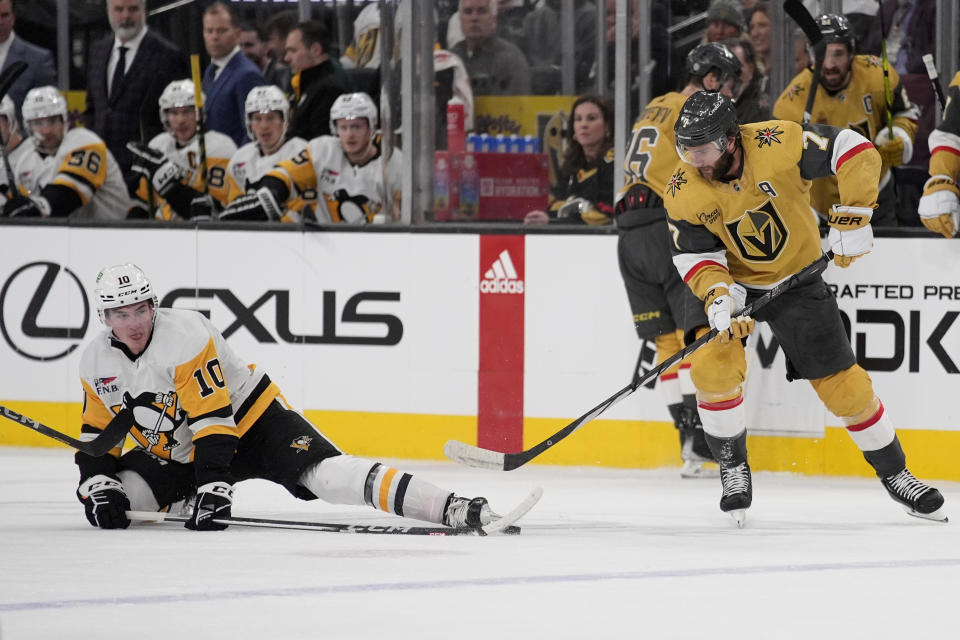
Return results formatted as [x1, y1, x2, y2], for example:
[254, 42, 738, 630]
[94, 376, 119, 395]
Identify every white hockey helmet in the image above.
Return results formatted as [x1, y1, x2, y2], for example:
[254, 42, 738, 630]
[158, 79, 202, 131]
[0, 95, 18, 135]
[244, 85, 289, 140]
[21, 86, 68, 139]
[94, 264, 159, 324]
[329, 92, 378, 133]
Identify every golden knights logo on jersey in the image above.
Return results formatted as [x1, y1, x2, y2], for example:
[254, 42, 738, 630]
[725, 199, 788, 261]
[667, 169, 687, 197]
[120, 390, 186, 455]
[754, 126, 784, 148]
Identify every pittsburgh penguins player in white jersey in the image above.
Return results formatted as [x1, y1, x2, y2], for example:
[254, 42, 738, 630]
[126, 79, 237, 220]
[75, 264, 508, 531]
[665, 91, 945, 526]
[220, 91, 404, 223]
[0, 95, 34, 204]
[225, 85, 311, 221]
[3, 86, 131, 219]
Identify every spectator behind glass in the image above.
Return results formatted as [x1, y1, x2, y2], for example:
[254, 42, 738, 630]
[721, 37, 771, 123]
[748, 2, 771, 74]
[202, 1, 265, 146]
[521, 0, 597, 94]
[284, 20, 349, 140]
[524, 95, 614, 226]
[793, 27, 812, 74]
[451, 0, 530, 96]
[0, 0, 56, 116]
[263, 10, 298, 67]
[705, 1, 745, 42]
[84, 0, 188, 174]
[239, 22, 289, 91]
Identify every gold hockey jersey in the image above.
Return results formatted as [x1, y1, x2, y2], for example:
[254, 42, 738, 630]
[665, 120, 880, 299]
[618, 91, 688, 201]
[79, 308, 279, 463]
[13, 128, 130, 220]
[773, 55, 918, 215]
[928, 70, 960, 182]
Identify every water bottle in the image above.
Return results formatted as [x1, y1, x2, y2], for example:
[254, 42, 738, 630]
[460, 153, 479, 218]
[467, 134, 483, 152]
[524, 135, 540, 153]
[483, 134, 498, 152]
[495, 134, 508, 153]
[434, 153, 450, 219]
[446, 97, 465, 153]
[509, 135, 525, 153]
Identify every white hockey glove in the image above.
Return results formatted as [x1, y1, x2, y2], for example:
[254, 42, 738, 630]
[77, 474, 131, 529]
[704, 282, 753, 344]
[827, 204, 874, 268]
[917, 175, 959, 238]
[3, 194, 51, 218]
[185, 481, 233, 531]
[127, 141, 182, 197]
[219, 187, 282, 222]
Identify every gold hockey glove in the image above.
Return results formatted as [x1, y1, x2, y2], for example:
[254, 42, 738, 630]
[917, 175, 959, 238]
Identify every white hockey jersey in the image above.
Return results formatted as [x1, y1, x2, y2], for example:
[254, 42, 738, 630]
[139, 130, 237, 219]
[79, 308, 280, 463]
[265, 135, 405, 223]
[226, 136, 315, 220]
[13, 128, 129, 220]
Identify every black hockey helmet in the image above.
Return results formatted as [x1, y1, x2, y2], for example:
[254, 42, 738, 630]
[815, 13, 855, 51]
[686, 42, 743, 86]
[674, 90, 740, 152]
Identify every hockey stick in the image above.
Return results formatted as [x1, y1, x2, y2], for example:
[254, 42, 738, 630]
[126, 487, 542, 536]
[189, 54, 209, 194]
[922, 54, 947, 110]
[876, 3, 895, 137]
[0, 60, 28, 194]
[445, 252, 834, 471]
[0, 404, 131, 457]
[783, 0, 824, 124]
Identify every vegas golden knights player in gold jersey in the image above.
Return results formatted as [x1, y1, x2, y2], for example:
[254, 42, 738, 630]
[615, 42, 741, 477]
[664, 91, 945, 526]
[918, 70, 960, 238]
[774, 14, 918, 226]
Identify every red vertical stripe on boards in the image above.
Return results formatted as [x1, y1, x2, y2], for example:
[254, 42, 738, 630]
[477, 235, 525, 453]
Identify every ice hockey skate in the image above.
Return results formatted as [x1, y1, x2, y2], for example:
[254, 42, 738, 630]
[719, 462, 752, 527]
[680, 426, 720, 479]
[881, 469, 948, 522]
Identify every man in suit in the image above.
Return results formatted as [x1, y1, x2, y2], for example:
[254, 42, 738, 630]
[0, 0, 56, 116]
[84, 0, 189, 174]
[284, 20, 348, 141]
[202, 1, 264, 146]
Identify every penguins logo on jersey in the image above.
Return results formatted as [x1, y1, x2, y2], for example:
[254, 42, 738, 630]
[326, 189, 375, 223]
[122, 391, 185, 454]
[725, 200, 788, 261]
[290, 435, 313, 453]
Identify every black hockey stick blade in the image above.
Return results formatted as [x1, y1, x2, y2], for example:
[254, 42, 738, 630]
[922, 54, 947, 110]
[0, 60, 27, 102]
[0, 404, 126, 457]
[445, 252, 833, 471]
[783, 0, 821, 45]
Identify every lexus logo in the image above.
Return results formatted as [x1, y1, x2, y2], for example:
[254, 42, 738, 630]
[0, 262, 90, 361]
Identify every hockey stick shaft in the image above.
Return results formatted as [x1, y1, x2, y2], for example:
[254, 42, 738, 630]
[0, 404, 130, 456]
[783, 0, 824, 124]
[922, 54, 947, 110]
[446, 252, 833, 471]
[877, 3, 895, 136]
[189, 55, 209, 194]
[125, 510, 507, 535]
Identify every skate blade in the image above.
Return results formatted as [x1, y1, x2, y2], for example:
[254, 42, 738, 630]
[905, 506, 949, 523]
[727, 509, 747, 528]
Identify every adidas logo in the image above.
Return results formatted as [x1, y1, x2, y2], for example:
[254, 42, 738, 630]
[480, 249, 524, 294]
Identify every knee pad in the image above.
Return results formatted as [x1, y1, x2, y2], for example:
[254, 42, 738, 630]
[117, 469, 159, 512]
[810, 365, 875, 419]
[687, 327, 746, 395]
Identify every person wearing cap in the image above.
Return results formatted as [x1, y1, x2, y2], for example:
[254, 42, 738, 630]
[706, 1, 744, 43]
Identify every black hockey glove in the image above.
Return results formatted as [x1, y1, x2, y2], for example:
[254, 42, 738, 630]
[127, 141, 181, 197]
[219, 186, 282, 221]
[76, 474, 131, 529]
[189, 194, 221, 220]
[185, 481, 233, 531]
[3, 194, 49, 218]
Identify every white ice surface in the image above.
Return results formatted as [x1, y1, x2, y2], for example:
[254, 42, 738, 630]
[1, 447, 958, 640]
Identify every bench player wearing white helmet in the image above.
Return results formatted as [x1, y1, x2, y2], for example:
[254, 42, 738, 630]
[3, 86, 131, 219]
[76, 263, 508, 532]
[0, 95, 34, 204]
[225, 85, 312, 221]
[126, 79, 237, 220]
[220, 91, 404, 223]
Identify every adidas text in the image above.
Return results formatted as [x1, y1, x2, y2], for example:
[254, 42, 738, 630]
[480, 278, 525, 294]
